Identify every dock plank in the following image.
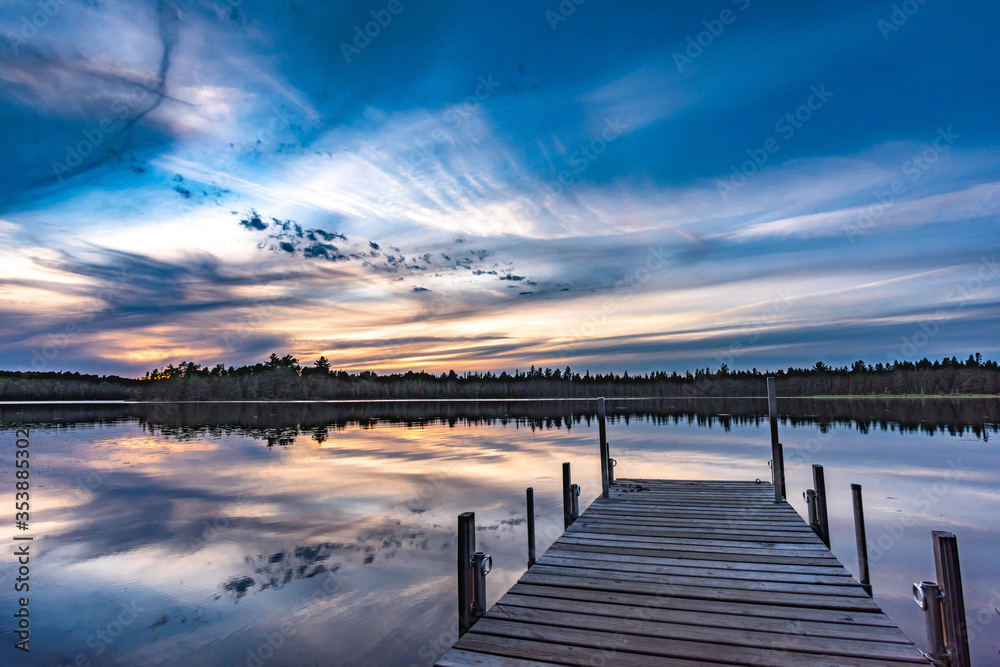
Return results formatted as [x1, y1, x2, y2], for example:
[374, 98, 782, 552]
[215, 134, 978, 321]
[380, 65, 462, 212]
[436, 479, 929, 666]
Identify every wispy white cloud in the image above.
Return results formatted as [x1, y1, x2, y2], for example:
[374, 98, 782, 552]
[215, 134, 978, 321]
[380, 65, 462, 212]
[733, 181, 1000, 240]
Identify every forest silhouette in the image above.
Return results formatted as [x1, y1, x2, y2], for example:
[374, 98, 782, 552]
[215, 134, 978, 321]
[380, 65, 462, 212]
[1, 353, 997, 401]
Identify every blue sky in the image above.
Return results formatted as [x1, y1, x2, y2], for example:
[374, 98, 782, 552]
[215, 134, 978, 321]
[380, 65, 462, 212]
[0, 0, 998, 375]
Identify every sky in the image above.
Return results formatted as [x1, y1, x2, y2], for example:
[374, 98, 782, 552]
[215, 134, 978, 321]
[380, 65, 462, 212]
[0, 0, 998, 376]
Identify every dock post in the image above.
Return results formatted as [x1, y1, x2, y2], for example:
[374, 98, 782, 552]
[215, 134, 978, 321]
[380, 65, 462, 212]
[812, 464, 830, 547]
[933, 531, 971, 667]
[608, 453, 616, 485]
[562, 462, 574, 529]
[570, 483, 580, 518]
[767, 377, 786, 502]
[851, 484, 873, 596]
[457, 512, 476, 637]
[526, 487, 536, 568]
[598, 397, 609, 498]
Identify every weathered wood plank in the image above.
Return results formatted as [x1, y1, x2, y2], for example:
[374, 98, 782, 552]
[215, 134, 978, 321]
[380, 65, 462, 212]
[449, 633, 720, 666]
[539, 552, 859, 586]
[435, 648, 557, 666]
[518, 571, 882, 611]
[546, 544, 852, 575]
[489, 605, 925, 661]
[571, 519, 824, 541]
[497, 593, 913, 642]
[467, 618, 923, 666]
[564, 530, 835, 552]
[525, 562, 870, 597]
[556, 536, 843, 566]
[508, 584, 899, 627]
[582, 509, 815, 528]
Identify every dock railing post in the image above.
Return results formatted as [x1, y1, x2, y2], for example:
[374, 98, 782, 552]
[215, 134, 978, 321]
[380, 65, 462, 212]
[526, 487, 536, 568]
[804, 489, 819, 534]
[767, 377, 786, 502]
[598, 397, 609, 498]
[562, 462, 574, 529]
[812, 464, 830, 547]
[851, 484, 873, 596]
[457, 512, 476, 637]
[933, 531, 971, 667]
[472, 551, 491, 621]
[913, 581, 948, 664]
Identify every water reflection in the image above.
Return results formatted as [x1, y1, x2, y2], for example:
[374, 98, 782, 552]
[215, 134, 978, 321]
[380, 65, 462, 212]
[2, 396, 997, 438]
[0, 399, 996, 665]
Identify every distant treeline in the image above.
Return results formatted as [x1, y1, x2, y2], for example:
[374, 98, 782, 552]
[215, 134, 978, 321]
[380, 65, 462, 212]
[1, 353, 998, 401]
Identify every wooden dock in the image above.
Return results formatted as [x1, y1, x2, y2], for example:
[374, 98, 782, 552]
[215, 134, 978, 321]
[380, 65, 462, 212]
[436, 478, 930, 666]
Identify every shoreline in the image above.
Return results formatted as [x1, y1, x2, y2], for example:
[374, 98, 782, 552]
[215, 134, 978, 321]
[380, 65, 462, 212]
[0, 393, 997, 405]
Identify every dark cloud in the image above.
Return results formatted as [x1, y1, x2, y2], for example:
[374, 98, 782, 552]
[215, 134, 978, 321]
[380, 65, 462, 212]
[239, 210, 267, 230]
[232, 209, 524, 283]
[303, 242, 347, 261]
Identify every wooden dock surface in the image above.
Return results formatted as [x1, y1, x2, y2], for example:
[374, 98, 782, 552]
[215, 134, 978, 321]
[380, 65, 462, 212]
[436, 479, 929, 666]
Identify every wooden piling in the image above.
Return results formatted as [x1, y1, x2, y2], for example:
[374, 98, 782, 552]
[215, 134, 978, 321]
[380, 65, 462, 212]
[562, 462, 574, 529]
[525, 487, 536, 568]
[812, 464, 830, 547]
[851, 484, 872, 596]
[457, 512, 476, 637]
[766, 377, 785, 502]
[933, 531, 971, 667]
[598, 397, 609, 498]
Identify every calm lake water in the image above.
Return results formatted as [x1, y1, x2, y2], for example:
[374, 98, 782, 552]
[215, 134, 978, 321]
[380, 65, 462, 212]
[1, 399, 998, 666]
